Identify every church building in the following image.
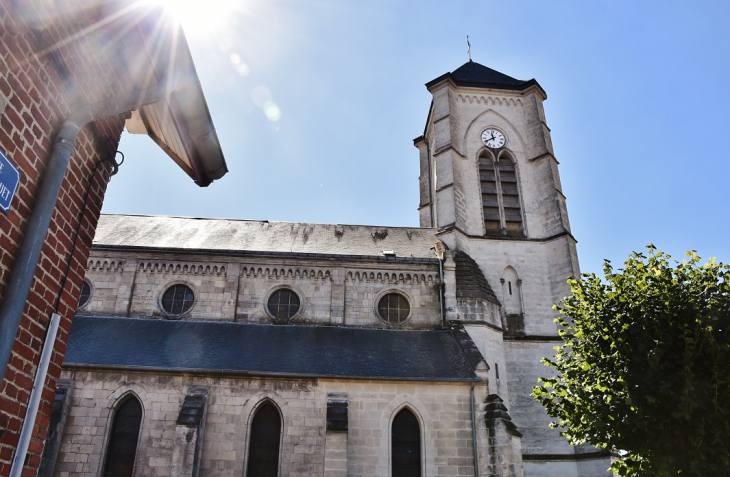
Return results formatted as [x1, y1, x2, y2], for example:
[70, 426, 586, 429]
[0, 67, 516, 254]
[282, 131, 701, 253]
[46, 61, 613, 476]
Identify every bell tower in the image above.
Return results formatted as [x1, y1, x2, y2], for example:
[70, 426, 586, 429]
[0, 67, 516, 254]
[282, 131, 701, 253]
[415, 62, 610, 475]
[414, 60, 571, 240]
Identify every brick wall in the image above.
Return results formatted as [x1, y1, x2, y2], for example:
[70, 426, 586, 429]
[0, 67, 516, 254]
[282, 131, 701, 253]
[0, 2, 132, 475]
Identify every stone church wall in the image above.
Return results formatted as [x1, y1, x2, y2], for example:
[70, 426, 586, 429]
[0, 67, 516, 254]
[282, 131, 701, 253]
[53, 371, 479, 477]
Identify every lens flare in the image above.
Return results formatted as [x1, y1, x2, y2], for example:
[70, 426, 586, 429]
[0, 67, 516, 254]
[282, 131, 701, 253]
[264, 102, 281, 122]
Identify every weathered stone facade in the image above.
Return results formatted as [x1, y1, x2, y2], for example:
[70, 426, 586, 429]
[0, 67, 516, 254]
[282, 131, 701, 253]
[47, 62, 615, 476]
[81, 252, 441, 329]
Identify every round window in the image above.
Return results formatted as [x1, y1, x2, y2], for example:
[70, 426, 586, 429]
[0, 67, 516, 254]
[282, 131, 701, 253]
[267, 288, 301, 320]
[78, 280, 91, 309]
[161, 284, 195, 316]
[377, 293, 411, 323]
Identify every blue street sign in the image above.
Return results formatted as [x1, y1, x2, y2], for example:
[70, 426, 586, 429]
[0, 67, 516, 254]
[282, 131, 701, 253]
[0, 149, 20, 214]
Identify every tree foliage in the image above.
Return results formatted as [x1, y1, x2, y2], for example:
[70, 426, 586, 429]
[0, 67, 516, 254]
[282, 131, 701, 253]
[533, 247, 730, 476]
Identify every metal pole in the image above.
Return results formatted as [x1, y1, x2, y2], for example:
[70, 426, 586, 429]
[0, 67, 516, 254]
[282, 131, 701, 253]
[9, 313, 61, 477]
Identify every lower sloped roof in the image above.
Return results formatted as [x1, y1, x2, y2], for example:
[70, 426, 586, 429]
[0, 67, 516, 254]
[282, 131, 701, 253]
[64, 316, 478, 382]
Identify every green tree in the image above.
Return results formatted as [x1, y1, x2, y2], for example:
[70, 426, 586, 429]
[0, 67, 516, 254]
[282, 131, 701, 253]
[533, 247, 730, 476]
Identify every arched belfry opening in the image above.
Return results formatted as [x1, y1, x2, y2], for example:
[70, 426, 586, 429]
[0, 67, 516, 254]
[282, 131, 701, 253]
[391, 408, 422, 477]
[246, 402, 282, 477]
[103, 395, 142, 477]
[497, 153, 523, 236]
[479, 150, 500, 234]
[479, 149, 524, 237]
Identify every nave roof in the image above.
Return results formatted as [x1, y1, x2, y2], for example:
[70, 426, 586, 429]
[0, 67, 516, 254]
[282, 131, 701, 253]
[64, 316, 479, 382]
[94, 214, 439, 261]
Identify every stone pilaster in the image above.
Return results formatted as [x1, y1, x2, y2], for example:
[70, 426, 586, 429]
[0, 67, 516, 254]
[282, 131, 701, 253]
[330, 269, 346, 325]
[483, 394, 524, 477]
[38, 380, 74, 477]
[324, 392, 348, 477]
[171, 386, 209, 477]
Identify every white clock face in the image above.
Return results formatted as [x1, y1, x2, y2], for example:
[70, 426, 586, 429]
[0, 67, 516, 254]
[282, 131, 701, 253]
[481, 129, 506, 149]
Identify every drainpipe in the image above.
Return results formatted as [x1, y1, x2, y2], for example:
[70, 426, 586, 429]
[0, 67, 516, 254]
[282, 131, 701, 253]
[0, 77, 173, 386]
[471, 380, 480, 477]
[433, 241, 446, 329]
[438, 259, 445, 329]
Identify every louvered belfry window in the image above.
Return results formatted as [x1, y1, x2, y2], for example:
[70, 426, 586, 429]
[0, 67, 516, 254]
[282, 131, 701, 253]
[480, 152, 523, 236]
[479, 156, 500, 232]
[247, 403, 281, 477]
[103, 397, 142, 477]
[392, 408, 422, 477]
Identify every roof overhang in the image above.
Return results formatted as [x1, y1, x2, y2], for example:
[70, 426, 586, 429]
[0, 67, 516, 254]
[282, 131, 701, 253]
[106, 2, 227, 187]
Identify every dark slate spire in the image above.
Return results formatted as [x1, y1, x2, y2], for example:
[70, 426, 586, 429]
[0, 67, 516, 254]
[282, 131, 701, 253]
[425, 60, 546, 96]
[454, 251, 500, 305]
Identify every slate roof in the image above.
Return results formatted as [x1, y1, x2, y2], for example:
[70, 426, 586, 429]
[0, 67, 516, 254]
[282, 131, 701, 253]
[93, 214, 439, 261]
[454, 251, 501, 305]
[425, 61, 546, 96]
[63, 316, 479, 382]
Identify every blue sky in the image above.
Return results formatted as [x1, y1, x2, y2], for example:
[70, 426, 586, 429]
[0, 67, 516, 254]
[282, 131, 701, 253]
[103, 0, 730, 276]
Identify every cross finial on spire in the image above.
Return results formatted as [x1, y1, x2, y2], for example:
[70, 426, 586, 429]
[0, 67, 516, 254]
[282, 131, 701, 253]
[467, 36, 472, 61]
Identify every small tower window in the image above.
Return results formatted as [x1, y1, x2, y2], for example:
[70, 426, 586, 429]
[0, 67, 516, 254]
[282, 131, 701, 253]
[377, 293, 411, 324]
[161, 284, 195, 316]
[78, 279, 92, 309]
[267, 288, 301, 320]
[392, 408, 422, 477]
[103, 396, 142, 477]
[246, 402, 281, 477]
[480, 152, 524, 236]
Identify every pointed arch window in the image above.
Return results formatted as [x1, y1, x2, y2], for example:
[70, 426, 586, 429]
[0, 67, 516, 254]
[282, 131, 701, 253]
[479, 152, 524, 237]
[247, 402, 281, 477]
[392, 408, 421, 477]
[103, 396, 142, 477]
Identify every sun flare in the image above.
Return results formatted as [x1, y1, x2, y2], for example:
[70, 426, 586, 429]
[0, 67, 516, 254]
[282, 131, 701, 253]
[152, 0, 237, 36]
